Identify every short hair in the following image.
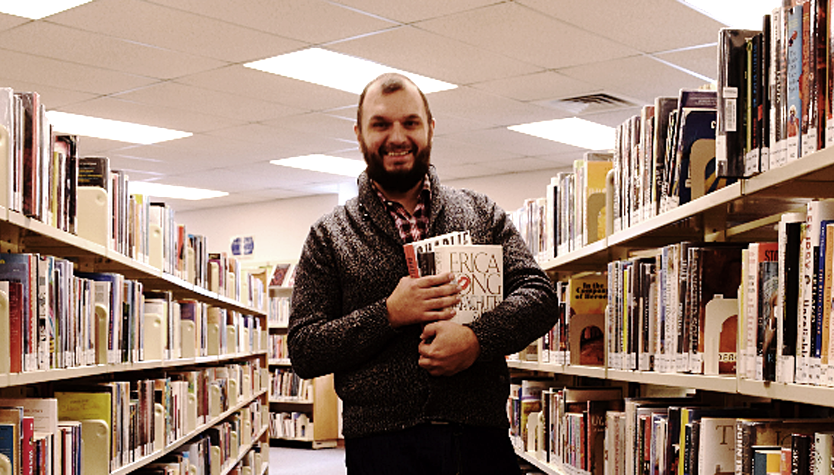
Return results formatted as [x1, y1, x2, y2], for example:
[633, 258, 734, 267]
[356, 73, 433, 131]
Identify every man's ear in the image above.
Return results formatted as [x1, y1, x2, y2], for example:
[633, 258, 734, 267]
[354, 123, 361, 142]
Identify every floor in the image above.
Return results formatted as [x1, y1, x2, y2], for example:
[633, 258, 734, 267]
[269, 445, 347, 475]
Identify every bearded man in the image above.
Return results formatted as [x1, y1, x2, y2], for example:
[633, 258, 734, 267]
[288, 72, 557, 475]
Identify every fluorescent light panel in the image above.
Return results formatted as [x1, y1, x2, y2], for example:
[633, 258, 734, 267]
[271, 154, 366, 177]
[128, 182, 228, 201]
[508, 118, 615, 150]
[678, 0, 780, 29]
[245, 48, 457, 95]
[47, 111, 192, 145]
[0, 0, 93, 19]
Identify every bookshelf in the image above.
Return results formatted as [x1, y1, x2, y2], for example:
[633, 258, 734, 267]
[0, 206, 271, 475]
[508, 144, 834, 475]
[267, 284, 340, 449]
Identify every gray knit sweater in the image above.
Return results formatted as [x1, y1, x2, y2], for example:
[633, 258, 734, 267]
[287, 166, 557, 438]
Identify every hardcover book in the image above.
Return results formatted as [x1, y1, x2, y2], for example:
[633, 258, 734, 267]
[716, 28, 762, 178]
[431, 243, 502, 325]
[402, 230, 471, 278]
[567, 273, 607, 366]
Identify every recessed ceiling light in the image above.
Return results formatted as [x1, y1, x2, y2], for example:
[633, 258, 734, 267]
[0, 0, 93, 19]
[245, 48, 457, 95]
[47, 111, 192, 144]
[270, 154, 366, 177]
[508, 118, 615, 150]
[128, 182, 228, 201]
[678, 0, 780, 29]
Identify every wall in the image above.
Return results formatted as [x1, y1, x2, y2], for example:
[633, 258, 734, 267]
[177, 194, 338, 265]
[177, 169, 567, 263]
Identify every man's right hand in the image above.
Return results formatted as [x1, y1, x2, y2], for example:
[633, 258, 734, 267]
[386, 272, 461, 328]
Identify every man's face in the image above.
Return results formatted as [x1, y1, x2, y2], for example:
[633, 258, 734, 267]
[355, 82, 435, 193]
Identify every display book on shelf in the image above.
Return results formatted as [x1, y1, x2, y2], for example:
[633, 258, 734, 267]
[266, 263, 338, 448]
[505, 6, 834, 474]
[0, 92, 271, 474]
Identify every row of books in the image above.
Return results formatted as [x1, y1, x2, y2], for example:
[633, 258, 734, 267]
[270, 368, 312, 401]
[0, 363, 265, 475]
[268, 334, 289, 362]
[0, 251, 265, 374]
[512, 152, 612, 261]
[269, 412, 312, 441]
[0, 86, 268, 312]
[511, 382, 834, 475]
[268, 295, 290, 329]
[606, 241, 743, 375]
[515, 194, 834, 386]
[132, 432, 267, 475]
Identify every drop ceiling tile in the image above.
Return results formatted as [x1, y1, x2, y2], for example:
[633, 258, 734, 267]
[428, 86, 560, 128]
[0, 21, 225, 79]
[440, 127, 583, 158]
[0, 79, 96, 108]
[57, 96, 245, 134]
[434, 163, 506, 180]
[145, 0, 397, 44]
[0, 48, 156, 95]
[327, 26, 541, 86]
[529, 151, 588, 170]
[329, 0, 500, 23]
[519, 0, 724, 54]
[655, 44, 719, 83]
[558, 55, 711, 105]
[111, 82, 304, 123]
[415, 2, 637, 69]
[178, 66, 357, 112]
[206, 123, 350, 158]
[476, 156, 560, 173]
[0, 13, 27, 32]
[260, 112, 358, 143]
[471, 71, 599, 103]
[430, 137, 522, 169]
[579, 106, 646, 129]
[47, 0, 307, 63]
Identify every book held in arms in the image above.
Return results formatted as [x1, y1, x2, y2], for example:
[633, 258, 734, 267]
[403, 231, 502, 325]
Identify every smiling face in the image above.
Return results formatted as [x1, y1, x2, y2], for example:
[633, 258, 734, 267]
[355, 76, 435, 194]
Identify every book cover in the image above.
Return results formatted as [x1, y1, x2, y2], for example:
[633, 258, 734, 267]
[777, 212, 804, 383]
[694, 246, 744, 373]
[0, 253, 37, 372]
[698, 416, 738, 475]
[717, 28, 762, 178]
[583, 158, 613, 245]
[567, 273, 606, 366]
[0, 407, 22, 475]
[653, 97, 679, 217]
[402, 231, 471, 278]
[735, 418, 834, 475]
[431, 243, 501, 324]
[785, 5, 803, 163]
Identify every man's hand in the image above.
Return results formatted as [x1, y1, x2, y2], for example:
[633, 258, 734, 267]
[418, 321, 481, 376]
[386, 273, 461, 328]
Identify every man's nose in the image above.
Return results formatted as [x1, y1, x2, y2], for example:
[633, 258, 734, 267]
[389, 122, 407, 143]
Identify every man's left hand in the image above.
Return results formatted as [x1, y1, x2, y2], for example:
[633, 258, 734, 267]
[418, 321, 480, 376]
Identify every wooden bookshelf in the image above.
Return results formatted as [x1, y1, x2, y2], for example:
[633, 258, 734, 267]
[268, 284, 340, 449]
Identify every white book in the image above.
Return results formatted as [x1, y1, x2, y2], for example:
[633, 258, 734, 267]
[432, 244, 502, 325]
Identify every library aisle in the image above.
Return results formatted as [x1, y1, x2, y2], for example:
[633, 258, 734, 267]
[269, 446, 346, 474]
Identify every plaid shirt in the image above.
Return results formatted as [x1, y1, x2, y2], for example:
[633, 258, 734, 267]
[373, 177, 431, 243]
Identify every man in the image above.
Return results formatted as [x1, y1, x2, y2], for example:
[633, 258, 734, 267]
[288, 72, 557, 474]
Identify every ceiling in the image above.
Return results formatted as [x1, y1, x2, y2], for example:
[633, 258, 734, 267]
[0, 0, 725, 212]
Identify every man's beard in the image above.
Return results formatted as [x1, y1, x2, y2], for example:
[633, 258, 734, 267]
[361, 139, 431, 193]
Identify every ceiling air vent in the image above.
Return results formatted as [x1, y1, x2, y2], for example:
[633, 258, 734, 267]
[538, 92, 639, 115]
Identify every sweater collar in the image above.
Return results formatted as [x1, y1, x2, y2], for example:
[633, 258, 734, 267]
[357, 165, 444, 243]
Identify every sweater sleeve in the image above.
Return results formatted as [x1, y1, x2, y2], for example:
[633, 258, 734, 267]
[466, 198, 558, 361]
[287, 223, 402, 380]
